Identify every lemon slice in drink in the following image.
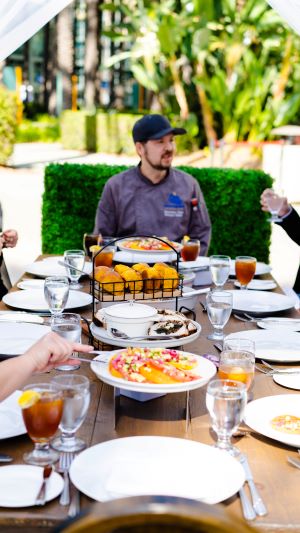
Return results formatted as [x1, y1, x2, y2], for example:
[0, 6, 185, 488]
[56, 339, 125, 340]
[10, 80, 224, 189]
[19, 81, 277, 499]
[89, 245, 101, 254]
[18, 390, 41, 409]
[183, 235, 190, 243]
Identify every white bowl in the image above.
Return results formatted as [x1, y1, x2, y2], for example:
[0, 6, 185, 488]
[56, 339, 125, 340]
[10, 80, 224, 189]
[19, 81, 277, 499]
[103, 303, 158, 337]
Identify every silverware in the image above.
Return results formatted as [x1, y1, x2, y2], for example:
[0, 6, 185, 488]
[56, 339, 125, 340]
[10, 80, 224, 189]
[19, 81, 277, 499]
[35, 465, 52, 506]
[239, 485, 256, 521]
[58, 452, 74, 506]
[110, 328, 176, 341]
[0, 453, 13, 462]
[234, 313, 256, 323]
[199, 301, 207, 313]
[287, 456, 300, 469]
[239, 454, 267, 516]
[213, 343, 223, 352]
[71, 356, 110, 364]
[255, 365, 300, 376]
[68, 482, 80, 518]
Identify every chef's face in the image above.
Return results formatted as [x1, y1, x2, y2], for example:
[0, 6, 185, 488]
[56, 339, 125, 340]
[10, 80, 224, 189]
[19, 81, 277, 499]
[136, 134, 176, 170]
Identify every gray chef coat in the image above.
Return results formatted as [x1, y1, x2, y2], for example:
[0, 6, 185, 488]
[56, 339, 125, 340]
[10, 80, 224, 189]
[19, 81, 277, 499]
[93, 165, 211, 255]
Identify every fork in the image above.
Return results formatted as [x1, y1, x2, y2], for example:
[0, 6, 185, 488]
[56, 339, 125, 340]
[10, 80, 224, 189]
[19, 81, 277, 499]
[58, 452, 74, 506]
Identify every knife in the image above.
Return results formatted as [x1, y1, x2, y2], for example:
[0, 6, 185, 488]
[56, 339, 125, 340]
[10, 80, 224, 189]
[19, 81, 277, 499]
[240, 454, 267, 516]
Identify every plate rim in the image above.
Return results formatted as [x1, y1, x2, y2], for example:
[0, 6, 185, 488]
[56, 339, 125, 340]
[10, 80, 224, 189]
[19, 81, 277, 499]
[69, 436, 245, 504]
[90, 348, 216, 394]
[228, 289, 295, 314]
[0, 322, 51, 356]
[226, 329, 300, 362]
[25, 259, 92, 278]
[3, 289, 92, 312]
[0, 391, 26, 439]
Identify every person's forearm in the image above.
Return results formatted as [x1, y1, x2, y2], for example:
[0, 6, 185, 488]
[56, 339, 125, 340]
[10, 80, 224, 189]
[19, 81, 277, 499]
[0, 355, 36, 402]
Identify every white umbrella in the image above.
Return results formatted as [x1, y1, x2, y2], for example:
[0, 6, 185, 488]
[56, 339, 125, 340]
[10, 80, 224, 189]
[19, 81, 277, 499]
[0, 0, 74, 63]
[266, 0, 300, 35]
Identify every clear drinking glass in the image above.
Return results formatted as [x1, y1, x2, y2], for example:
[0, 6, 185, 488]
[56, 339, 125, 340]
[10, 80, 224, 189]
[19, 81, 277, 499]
[51, 312, 81, 371]
[20, 383, 63, 466]
[64, 249, 85, 289]
[265, 189, 284, 223]
[206, 290, 232, 341]
[219, 338, 255, 394]
[51, 374, 90, 452]
[44, 276, 69, 317]
[209, 255, 231, 288]
[83, 233, 102, 258]
[206, 379, 247, 456]
[235, 256, 256, 289]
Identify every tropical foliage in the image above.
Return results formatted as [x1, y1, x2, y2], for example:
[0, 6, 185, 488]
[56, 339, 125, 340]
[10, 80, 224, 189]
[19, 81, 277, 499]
[101, 0, 300, 144]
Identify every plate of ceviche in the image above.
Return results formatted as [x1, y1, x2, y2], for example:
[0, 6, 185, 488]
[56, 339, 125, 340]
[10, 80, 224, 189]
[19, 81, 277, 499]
[118, 237, 182, 254]
[91, 347, 216, 394]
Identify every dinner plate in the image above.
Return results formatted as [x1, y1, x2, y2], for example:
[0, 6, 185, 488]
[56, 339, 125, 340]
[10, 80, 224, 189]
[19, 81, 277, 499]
[0, 322, 50, 356]
[113, 250, 177, 264]
[228, 290, 295, 315]
[117, 238, 181, 255]
[234, 279, 277, 291]
[244, 395, 300, 448]
[3, 289, 92, 312]
[25, 258, 92, 278]
[273, 372, 300, 391]
[70, 436, 245, 504]
[257, 317, 300, 332]
[90, 319, 201, 349]
[0, 391, 26, 439]
[17, 279, 45, 290]
[229, 261, 271, 277]
[179, 257, 210, 270]
[0, 465, 63, 507]
[91, 349, 216, 394]
[225, 330, 300, 362]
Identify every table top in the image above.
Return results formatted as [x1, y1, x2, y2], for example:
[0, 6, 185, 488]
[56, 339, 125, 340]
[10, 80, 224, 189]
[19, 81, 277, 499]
[0, 260, 299, 532]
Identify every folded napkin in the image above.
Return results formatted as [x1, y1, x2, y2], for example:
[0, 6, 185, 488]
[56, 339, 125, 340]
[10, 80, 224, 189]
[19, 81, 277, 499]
[0, 312, 44, 324]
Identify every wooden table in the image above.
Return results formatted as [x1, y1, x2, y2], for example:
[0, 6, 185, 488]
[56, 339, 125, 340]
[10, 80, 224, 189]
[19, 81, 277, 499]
[0, 266, 299, 532]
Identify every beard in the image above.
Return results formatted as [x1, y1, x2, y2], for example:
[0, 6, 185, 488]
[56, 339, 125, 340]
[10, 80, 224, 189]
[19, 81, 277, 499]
[143, 146, 173, 171]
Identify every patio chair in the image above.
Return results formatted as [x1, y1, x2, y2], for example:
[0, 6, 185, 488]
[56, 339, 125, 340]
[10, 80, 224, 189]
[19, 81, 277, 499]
[54, 495, 259, 533]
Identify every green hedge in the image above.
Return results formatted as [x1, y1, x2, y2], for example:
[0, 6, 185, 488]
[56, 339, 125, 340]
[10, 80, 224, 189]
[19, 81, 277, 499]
[0, 85, 18, 164]
[16, 115, 60, 143]
[42, 164, 272, 261]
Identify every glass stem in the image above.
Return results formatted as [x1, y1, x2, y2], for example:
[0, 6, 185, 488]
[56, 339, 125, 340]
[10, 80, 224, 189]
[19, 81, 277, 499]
[216, 433, 232, 451]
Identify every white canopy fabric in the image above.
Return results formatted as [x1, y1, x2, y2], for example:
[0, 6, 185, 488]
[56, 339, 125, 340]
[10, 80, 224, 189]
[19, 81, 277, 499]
[266, 0, 300, 35]
[0, 0, 73, 63]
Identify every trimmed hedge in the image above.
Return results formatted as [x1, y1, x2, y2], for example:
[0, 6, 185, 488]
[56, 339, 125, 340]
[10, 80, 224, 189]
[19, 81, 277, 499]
[42, 164, 273, 262]
[0, 85, 18, 164]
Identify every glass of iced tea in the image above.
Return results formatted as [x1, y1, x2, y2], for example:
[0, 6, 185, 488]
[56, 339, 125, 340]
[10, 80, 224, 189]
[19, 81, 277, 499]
[83, 233, 102, 258]
[92, 245, 116, 267]
[180, 239, 200, 261]
[235, 256, 256, 289]
[218, 338, 255, 395]
[18, 383, 63, 466]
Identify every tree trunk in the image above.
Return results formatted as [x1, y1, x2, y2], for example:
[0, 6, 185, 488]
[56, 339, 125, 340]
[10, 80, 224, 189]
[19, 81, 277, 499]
[84, 0, 101, 109]
[57, 4, 74, 110]
[47, 19, 58, 115]
[168, 56, 189, 120]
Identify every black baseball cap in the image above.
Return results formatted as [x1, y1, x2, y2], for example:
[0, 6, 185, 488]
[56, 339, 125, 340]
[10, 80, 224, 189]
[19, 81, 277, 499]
[132, 114, 186, 142]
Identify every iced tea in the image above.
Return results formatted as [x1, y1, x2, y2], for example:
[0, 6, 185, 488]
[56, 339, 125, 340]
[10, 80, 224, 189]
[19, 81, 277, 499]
[22, 390, 63, 442]
[181, 239, 200, 261]
[235, 256, 256, 288]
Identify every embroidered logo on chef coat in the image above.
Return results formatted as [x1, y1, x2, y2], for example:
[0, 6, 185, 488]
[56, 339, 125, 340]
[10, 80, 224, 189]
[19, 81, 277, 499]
[163, 193, 184, 218]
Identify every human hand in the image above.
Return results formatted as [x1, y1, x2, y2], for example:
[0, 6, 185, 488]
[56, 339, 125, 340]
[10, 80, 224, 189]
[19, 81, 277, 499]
[2, 229, 18, 248]
[0, 235, 4, 253]
[260, 188, 290, 217]
[24, 331, 94, 373]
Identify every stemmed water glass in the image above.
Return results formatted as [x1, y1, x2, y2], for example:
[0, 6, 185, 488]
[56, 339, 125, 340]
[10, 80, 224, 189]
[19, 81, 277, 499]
[206, 289, 232, 341]
[19, 383, 64, 466]
[51, 312, 82, 371]
[64, 249, 85, 289]
[264, 189, 284, 223]
[44, 276, 69, 317]
[206, 379, 247, 456]
[50, 374, 90, 452]
[209, 255, 231, 288]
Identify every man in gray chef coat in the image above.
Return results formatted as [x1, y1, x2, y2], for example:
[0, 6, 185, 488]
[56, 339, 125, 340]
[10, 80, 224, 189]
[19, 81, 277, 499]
[93, 114, 211, 255]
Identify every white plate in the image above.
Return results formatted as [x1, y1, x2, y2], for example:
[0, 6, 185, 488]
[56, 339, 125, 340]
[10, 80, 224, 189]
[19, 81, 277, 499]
[17, 279, 45, 290]
[234, 279, 277, 291]
[244, 395, 300, 448]
[226, 329, 300, 362]
[113, 250, 177, 264]
[0, 465, 63, 507]
[3, 289, 92, 312]
[90, 319, 201, 349]
[25, 258, 92, 278]
[179, 257, 210, 270]
[70, 436, 244, 504]
[0, 322, 50, 356]
[0, 391, 26, 439]
[228, 290, 294, 315]
[229, 260, 271, 277]
[257, 317, 300, 332]
[117, 239, 181, 254]
[91, 349, 216, 394]
[273, 372, 300, 391]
